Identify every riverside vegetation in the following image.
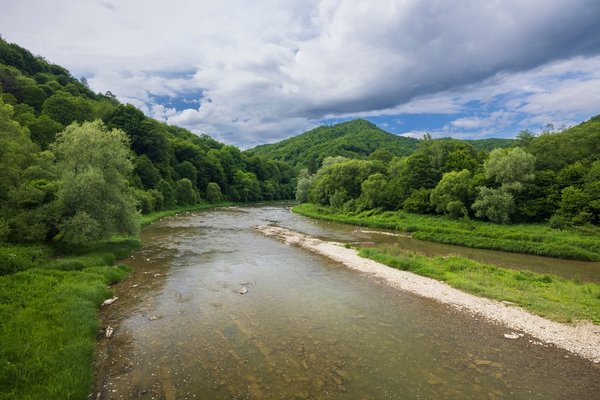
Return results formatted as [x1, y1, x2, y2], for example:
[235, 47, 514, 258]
[282, 112, 600, 331]
[0, 37, 294, 400]
[2, 36, 600, 399]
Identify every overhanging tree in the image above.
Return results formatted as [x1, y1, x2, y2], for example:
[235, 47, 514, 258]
[50, 120, 139, 244]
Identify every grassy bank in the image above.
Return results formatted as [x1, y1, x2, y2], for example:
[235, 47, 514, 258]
[0, 266, 130, 400]
[0, 201, 238, 399]
[0, 235, 141, 399]
[359, 245, 600, 324]
[293, 204, 600, 261]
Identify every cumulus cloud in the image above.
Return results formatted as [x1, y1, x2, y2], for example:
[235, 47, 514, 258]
[1, 0, 599, 146]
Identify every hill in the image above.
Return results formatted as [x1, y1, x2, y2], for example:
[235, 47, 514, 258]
[248, 119, 520, 171]
[0, 36, 296, 234]
[247, 119, 419, 170]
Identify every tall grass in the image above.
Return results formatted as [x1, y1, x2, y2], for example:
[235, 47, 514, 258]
[359, 246, 600, 324]
[0, 235, 140, 399]
[0, 244, 53, 275]
[294, 204, 600, 261]
[0, 265, 130, 400]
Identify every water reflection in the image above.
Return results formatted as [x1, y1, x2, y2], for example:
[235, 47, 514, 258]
[95, 206, 600, 399]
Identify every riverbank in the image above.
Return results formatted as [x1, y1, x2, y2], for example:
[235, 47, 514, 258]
[0, 202, 236, 400]
[293, 204, 600, 261]
[256, 225, 600, 363]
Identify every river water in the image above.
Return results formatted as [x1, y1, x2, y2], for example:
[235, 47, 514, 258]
[95, 206, 600, 399]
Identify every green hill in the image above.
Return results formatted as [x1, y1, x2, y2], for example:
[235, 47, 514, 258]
[248, 119, 520, 171]
[247, 119, 419, 170]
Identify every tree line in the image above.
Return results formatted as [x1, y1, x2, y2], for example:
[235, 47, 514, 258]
[296, 118, 600, 227]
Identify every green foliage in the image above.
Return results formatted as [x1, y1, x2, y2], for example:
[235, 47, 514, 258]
[472, 187, 514, 224]
[308, 159, 384, 206]
[175, 178, 198, 205]
[50, 120, 139, 244]
[529, 115, 600, 171]
[430, 169, 472, 218]
[295, 175, 312, 203]
[358, 173, 388, 210]
[156, 179, 176, 209]
[232, 170, 261, 202]
[42, 92, 93, 126]
[206, 182, 223, 203]
[468, 138, 517, 152]
[0, 244, 53, 275]
[248, 119, 418, 169]
[133, 155, 160, 189]
[402, 188, 434, 214]
[484, 147, 535, 193]
[358, 247, 600, 324]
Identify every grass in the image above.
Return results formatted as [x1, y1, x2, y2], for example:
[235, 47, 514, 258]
[359, 245, 600, 324]
[0, 237, 140, 399]
[0, 265, 130, 400]
[293, 203, 600, 261]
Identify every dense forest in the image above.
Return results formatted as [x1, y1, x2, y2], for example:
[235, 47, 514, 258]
[0, 37, 295, 246]
[293, 117, 600, 227]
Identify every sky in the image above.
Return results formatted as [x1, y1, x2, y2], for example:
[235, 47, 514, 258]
[1, 0, 600, 148]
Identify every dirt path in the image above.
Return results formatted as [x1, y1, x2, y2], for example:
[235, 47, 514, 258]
[256, 225, 600, 363]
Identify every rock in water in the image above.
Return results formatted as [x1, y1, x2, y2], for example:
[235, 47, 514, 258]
[239, 287, 248, 295]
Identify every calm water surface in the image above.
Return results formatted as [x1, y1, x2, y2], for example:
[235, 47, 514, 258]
[95, 206, 600, 399]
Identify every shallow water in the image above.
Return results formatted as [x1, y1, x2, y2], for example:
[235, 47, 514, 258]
[95, 206, 600, 399]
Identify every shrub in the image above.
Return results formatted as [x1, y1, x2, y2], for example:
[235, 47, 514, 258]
[549, 214, 567, 230]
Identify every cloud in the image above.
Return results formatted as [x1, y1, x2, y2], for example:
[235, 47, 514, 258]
[1, 0, 599, 146]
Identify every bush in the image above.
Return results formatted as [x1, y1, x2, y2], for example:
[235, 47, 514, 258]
[549, 214, 568, 230]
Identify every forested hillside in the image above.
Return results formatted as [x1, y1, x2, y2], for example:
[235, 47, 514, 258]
[247, 119, 419, 171]
[296, 116, 600, 227]
[247, 119, 517, 172]
[0, 37, 295, 245]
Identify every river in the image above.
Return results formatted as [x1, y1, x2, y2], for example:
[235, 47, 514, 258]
[94, 206, 600, 399]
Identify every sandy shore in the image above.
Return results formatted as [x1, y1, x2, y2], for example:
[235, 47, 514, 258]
[256, 225, 600, 363]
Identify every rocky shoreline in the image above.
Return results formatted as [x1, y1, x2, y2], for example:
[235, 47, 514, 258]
[256, 225, 600, 363]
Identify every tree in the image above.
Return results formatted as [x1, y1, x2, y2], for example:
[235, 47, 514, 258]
[134, 155, 161, 189]
[430, 169, 472, 219]
[42, 92, 93, 125]
[472, 187, 514, 224]
[206, 182, 223, 203]
[485, 147, 535, 193]
[175, 161, 198, 188]
[175, 178, 198, 205]
[359, 173, 388, 210]
[295, 174, 312, 203]
[516, 129, 535, 148]
[233, 170, 261, 202]
[50, 120, 138, 244]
